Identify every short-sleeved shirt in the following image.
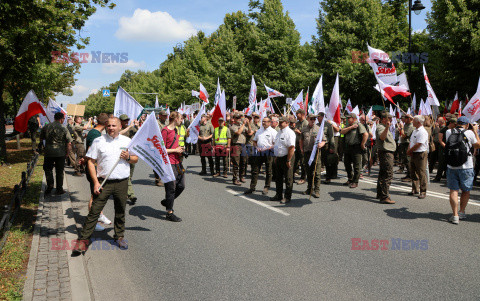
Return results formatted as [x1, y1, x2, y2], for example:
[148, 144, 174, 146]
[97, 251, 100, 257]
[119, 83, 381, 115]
[121, 126, 138, 139]
[409, 126, 428, 152]
[344, 122, 366, 146]
[295, 119, 308, 144]
[400, 122, 414, 144]
[85, 134, 131, 179]
[301, 124, 321, 152]
[199, 123, 214, 142]
[229, 123, 247, 144]
[40, 121, 73, 157]
[376, 123, 397, 152]
[246, 122, 260, 145]
[440, 126, 448, 143]
[73, 124, 85, 143]
[253, 126, 277, 150]
[274, 127, 296, 157]
[446, 128, 477, 169]
[162, 127, 180, 164]
[86, 129, 102, 151]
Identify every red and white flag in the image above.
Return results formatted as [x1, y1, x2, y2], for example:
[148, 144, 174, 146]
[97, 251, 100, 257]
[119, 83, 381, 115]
[128, 112, 175, 183]
[450, 92, 459, 114]
[462, 77, 480, 122]
[199, 83, 209, 103]
[264, 84, 284, 98]
[374, 73, 410, 105]
[211, 90, 226, 128]
[14, 90, 47, 133]
[328, 73, 341, 124]
[423, 65, 440, 106]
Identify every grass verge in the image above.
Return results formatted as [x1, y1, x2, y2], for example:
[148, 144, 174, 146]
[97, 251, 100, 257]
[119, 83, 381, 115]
[0, 138, 44, 300]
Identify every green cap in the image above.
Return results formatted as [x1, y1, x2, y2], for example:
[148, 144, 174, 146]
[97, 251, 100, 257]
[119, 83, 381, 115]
[119, 114, 130, 121]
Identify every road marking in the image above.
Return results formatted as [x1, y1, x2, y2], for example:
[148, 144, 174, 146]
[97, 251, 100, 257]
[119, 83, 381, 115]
[225, 189, 290, 216]
[348, 175, 480, 207]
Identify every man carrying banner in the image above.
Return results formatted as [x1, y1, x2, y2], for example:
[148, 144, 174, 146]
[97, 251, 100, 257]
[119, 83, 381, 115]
[294, 109, 308, 184]
[73, 117, 138, 254]
[341, 113, 368, 188]
[154, 110, 169, 186]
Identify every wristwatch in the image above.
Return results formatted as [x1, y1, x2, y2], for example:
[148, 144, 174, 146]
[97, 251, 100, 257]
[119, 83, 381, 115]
[126, 155, 131, 162]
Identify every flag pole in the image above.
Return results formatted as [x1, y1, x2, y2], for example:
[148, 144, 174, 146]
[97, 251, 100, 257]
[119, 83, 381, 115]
[309, 147, 321, 201]
[269, 97, 284, 116]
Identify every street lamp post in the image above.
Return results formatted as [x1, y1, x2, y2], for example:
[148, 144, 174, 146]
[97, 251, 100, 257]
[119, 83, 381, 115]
[408, 0, 426, 79]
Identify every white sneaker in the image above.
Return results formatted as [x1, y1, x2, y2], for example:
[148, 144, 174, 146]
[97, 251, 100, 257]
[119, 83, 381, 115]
[94, 223, 105, 231]
[449, 215, 459, 225]
[98, 214, 112, 225]
[458, 212, 466, 220]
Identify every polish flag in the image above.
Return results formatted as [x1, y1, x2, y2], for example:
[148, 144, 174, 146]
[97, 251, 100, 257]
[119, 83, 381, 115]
[211, 90, 226, 128]
[199, 83, 209, 103]
[450, 92, 459, 114]
[374, 74, 410, 105]
[14, 90, 47, 133]
[328, 74, 341, 124]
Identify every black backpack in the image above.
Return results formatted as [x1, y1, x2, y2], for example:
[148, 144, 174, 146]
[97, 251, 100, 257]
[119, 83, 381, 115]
[445, 128, 471, 167]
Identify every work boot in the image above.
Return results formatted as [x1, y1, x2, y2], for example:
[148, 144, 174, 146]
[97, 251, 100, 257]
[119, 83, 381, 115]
[199, 170, 207, 175]
[313, 191, 320, 198]
[262, 187, 269, 195]
[233, 180, 241, 186]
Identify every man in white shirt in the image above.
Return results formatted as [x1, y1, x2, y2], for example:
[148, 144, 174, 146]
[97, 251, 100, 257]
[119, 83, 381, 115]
[407, 115, 429, 199]
[244, 117, 277, 195]
[73, 117, 139, 254]
[445, 116, 480, 224]
[271, 116, 296, 204]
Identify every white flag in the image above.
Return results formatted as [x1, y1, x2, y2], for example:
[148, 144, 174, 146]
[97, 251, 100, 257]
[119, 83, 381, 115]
[46, 98, 68, 125]
[462, 77, 480, 122]
[397, 72, 409, 91]
[186, 104, 206, 144]
[311, 76, 325, 114]
[291, 90, 304, 114]
[214, 78, 221, 107]
[345, 99, 353, 113]
[328, 73, 341, 124]
[249, 75, 257, 105]
[367, 43, 398, 85]
[114, 86, 144, 123]
[423, 65, 440, 106]
[351, 105, 360, 116]
[366, 107, 373, 121]
[308, 119, 325, 166]
[155, 95, 159, 109]
[411, 93, 416, 113]
[371, 122, 377, 140]
[128, 113, 175, 183]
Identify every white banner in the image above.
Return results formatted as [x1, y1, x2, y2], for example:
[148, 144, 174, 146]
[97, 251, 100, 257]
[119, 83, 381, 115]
[367, 44, 398, 86]
[128, 113, 175, 183]
[186, 104, 206, 144]
[249, 75, 257, 105]
[114, 86, 144, 123]
[308, 119, 325, 166]
[310, 76, 325, 114]
[290, 90, 304, 114]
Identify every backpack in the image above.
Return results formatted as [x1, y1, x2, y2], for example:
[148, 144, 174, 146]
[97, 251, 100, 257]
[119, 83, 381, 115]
[445, 128, 471, 167]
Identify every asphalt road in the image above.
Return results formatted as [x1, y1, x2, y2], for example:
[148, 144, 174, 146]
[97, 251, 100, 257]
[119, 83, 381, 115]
[65, 155, 480, 300]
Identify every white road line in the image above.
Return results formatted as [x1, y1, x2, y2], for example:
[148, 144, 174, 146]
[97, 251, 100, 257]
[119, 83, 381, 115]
[225, 189, 290, 216]
[352, 176, 480, 207]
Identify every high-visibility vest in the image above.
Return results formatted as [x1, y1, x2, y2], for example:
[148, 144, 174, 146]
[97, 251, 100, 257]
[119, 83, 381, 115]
[214, 126, 228, 145]
[340, 123, 345, 138]
[176, 125, 186, 147]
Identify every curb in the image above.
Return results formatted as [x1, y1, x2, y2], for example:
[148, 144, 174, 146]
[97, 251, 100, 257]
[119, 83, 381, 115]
[62, 173, 94, 301]
[22, 175, 45, 301]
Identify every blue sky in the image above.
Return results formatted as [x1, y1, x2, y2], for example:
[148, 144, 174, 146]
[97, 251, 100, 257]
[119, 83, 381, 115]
[55, 0, 431, 106]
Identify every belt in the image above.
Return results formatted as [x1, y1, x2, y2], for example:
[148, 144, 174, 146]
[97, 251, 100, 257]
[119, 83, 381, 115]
[97, 177, 128, 183]
[379, 150, 394, 154]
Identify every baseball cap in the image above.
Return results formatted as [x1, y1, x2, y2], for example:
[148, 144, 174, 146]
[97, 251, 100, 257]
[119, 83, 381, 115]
[380, 111, 392, 118]
[457, 116, 469, 125]
[346, 113, 357, 119]
[279, 116, 289, 123]
[159, 110, 168, 116]
[119, 114, 130, 121]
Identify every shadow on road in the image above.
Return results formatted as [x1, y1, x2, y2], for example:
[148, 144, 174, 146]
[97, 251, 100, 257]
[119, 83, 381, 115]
[384, 207, 480, 223]
[128, 205, 167, 221]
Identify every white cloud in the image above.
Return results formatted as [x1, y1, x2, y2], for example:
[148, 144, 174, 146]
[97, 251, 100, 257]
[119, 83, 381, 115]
[101, 59, 146, 74]
[72, 85, 89, 95]
[115, 9, 198, 42]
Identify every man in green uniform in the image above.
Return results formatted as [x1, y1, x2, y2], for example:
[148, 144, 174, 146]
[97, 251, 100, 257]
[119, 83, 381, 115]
[28, 115, 41, 153]
[341, 113, 368, 188]
[198, 114, 215, 175]
[213, 118, 231, 177]
[66, 117, 76, 167]
[229, 113, 252, 185]
[154, 110, 169, 186]
[376, 112, 396, 204]
[323, 117, 338, 184]
[300, 114, 325, 198]
[119, 114, 138, 204]
[398, 114, 414, 181]
[294, 109, 308, 184]
[40, 112, 73, 195]
[73, 116, 88, 176]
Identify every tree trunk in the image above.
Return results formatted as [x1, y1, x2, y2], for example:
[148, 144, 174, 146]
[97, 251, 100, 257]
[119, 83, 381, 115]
[0, 78, 8, 163]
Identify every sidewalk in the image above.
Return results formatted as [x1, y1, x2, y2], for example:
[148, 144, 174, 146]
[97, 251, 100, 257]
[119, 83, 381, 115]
[23, 174, 92, 301]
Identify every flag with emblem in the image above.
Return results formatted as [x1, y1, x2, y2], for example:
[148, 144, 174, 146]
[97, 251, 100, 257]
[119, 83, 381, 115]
[264, 84, 284, 98]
